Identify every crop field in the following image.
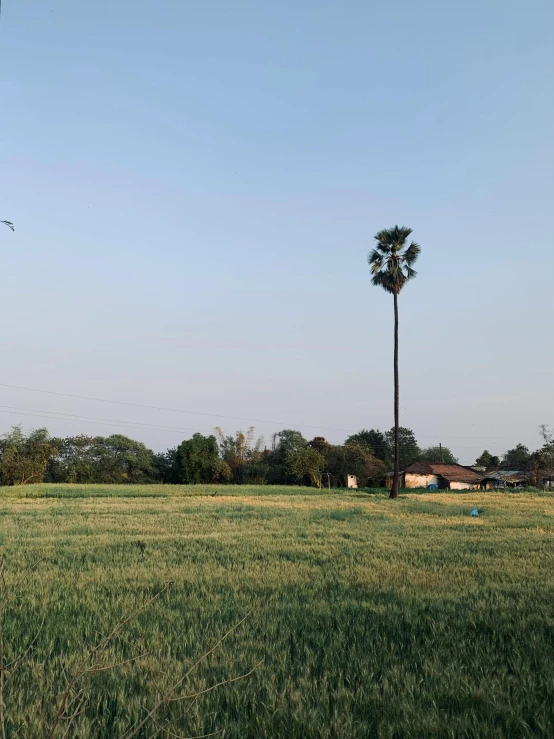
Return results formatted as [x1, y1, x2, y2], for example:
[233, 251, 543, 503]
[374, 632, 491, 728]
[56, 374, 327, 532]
[0, 484, 553, 739]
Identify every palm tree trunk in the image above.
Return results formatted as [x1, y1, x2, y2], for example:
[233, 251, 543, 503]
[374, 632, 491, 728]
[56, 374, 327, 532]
[390, 292, 400, 499]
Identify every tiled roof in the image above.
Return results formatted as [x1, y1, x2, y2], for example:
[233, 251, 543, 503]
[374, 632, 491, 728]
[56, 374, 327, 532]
[404, 462, 484, 484]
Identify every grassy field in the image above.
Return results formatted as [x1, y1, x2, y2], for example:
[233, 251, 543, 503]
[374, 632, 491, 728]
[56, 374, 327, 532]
[0, 484, 553, 738]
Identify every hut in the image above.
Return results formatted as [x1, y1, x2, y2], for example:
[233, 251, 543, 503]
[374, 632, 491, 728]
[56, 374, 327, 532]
[480, 470, 529, 489]
[387, 463, 484, 490]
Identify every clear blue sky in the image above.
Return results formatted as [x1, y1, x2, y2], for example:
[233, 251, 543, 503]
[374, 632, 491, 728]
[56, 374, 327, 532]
[1, 0, 553, 463]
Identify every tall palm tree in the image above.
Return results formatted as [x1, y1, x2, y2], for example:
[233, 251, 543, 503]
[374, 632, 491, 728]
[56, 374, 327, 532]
[368, 226, 420, 499]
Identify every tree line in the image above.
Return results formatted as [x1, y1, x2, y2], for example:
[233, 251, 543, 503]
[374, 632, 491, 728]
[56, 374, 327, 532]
[0, 424, 552, 487]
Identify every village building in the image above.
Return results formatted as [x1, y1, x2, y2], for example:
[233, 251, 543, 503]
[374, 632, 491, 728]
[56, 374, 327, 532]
[480, 470, 529, 489]
[386, 462, 484, 490]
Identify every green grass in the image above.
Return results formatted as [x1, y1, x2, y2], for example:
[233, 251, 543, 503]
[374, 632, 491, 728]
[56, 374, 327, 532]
[0, 484, 553, 738]
[4, 483, 339, 498]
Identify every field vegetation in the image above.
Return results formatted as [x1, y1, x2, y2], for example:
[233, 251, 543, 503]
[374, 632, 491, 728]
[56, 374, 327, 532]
[0, 484, 553, 738]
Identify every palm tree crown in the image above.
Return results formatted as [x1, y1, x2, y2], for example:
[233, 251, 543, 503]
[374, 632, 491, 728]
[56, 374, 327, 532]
[368, 226, 420, 295]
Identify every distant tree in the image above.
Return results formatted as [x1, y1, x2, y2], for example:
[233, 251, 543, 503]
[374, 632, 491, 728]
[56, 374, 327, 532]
[474, 450, 500, 468]
[176, 433, 224, 484]
[274, 430, 307, 458]
[269, 429, 308, 483]
[215, 426, 265, 483]
[241, 457, 270, 484]
[384, 427, 421, 470]
[213, 460, 233, 483]
[530, 426, 554, 486]
[501, 443, 531, 470]
[46, 435, 96, 483]
[418, 445, 458, 464]
[527, 447, 554, 487]
[326, 443, 387, 487]
[288, 446, 326, 487]
[45, 434, 156, 483]
[345, 429, 389, 462]
[308, 437, 331, 456]
[368, 226, 420, 498]
[539, 424, 553, 445]
[153, 447, 180, 483]
[0, 426, 58, 485]
[87, 435, 157, 483]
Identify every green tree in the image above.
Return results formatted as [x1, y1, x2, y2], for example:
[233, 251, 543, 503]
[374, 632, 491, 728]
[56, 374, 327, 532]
[327, 443, 387, 487]
[501, 443, 531, 470]
[270, 429, 308, 483]
[527, 446, 554, 487]
[474, 450, 500, 468]
[215, 426, 265, 483]
[153, 447, 180, 483]
[418, 445, 458, 464]
[308, 437, 332, 456]
[384, 427, 421, 470]
[88, 435, 156, 483]
[45, 434, 156, 483]
[368, 226, 420, 498]
[176, 433, 229, 484]
[46, 435, 96, 483]
[274, 430, 307, 458]
[345, 429, 389, 462]
[0, 426, 58, 485]
[288, 446, 326, 487]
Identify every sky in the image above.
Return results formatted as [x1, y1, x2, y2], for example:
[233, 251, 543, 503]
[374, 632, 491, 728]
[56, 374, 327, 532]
[1, 0, 553, 465]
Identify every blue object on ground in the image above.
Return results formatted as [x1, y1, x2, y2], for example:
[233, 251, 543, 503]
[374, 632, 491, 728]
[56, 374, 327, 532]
[428, 484, 438, 490]
[470, 508, 479, 517]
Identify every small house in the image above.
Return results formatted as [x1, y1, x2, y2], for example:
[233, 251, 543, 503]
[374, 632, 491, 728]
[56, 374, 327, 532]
[387, 462, 484, 490]
[481, 470, 529, 489]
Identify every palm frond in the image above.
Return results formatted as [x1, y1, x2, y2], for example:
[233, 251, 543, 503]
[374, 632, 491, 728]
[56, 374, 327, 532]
[374, 225, 412, 248]
[374, 270, 402, 294]
[1, 220, 14, 231]
[368, 225, 419, 294]
[391, 225, 413, 244]
[403, 242, 420, 265]
[367, 248, 383, 267]
[371, 271, 394, 293]
[376, 243, 393, 256]
[373, 228, 394, 246]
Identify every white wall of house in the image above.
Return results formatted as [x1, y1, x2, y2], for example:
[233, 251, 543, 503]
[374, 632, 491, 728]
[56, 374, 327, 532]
[404, 473, 438, 488]
[449, 481, 479, 490]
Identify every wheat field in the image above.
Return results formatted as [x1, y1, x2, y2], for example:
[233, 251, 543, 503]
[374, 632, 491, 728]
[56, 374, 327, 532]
[0, 484, 553, 738]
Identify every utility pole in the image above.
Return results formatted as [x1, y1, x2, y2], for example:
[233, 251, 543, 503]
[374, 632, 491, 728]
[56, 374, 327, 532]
[440, 443, 444, 462]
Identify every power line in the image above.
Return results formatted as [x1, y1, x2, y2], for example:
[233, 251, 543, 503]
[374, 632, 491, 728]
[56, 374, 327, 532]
[0, 382, 352, 432]
[0, 405, 208, 434]
[0, 409, 203, 435]
[0, 405, 511, 450]
[0, 382, 521, 438]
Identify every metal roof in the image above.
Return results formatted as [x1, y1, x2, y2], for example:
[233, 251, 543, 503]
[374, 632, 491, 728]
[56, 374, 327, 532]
[483, 470, 528, 482]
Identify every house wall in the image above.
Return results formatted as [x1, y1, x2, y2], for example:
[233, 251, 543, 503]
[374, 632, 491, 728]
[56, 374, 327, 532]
[404, 473, 438, 489]
[449, 481, 480, 491]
